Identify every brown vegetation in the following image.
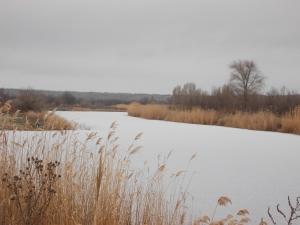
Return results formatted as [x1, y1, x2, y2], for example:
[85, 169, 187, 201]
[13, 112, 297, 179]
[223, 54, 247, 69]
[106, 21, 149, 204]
[127, 103, 300, 135]
[171, 82, 300, 115]
[115, 103, 130, 110]
[0, 121, 193, 224]
[0, 100, 75, 130]
[1, 101, 299, 224]
[1, 115, 279, 225]
[170, 60, 299, 114]
[14, 88, 46, 112]
[71, 106, 127, 112]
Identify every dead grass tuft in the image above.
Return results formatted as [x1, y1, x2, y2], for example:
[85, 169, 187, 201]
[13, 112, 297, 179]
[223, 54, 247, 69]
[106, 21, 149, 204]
[218, 196, 232, 206]
[239, 217, 251, 223]
[237, 209, 249, 216]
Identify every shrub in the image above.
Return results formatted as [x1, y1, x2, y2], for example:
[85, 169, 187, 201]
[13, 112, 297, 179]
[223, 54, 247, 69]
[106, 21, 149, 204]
[1, 157, 61, 225]
[14, 88, 46, 112]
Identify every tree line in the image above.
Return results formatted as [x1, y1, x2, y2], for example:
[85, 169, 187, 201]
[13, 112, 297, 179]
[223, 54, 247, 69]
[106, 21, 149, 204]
[1, 60, 299, 114]
[171, 60, 300, 114]
[0, 89, 135, 112]
[0, 88, 160, 112]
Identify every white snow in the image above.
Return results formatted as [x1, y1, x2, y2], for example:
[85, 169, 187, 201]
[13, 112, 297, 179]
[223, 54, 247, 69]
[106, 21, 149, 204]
[58, 111, 300, 224]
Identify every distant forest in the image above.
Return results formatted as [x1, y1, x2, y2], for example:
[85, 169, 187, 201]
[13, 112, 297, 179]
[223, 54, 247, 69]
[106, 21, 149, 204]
[0, 88, 170, 111]
[1, 60, 299, 114]
[1, 84, 299, 115]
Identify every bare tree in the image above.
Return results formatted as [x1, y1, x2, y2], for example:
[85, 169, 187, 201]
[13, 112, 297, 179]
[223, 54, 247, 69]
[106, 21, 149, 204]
[171, 83, 202, 110]
[14, 88, 46, 112]
[229, 60, 266, 109]
[62, 91, 76, 105]
[172, 85, 182, 109]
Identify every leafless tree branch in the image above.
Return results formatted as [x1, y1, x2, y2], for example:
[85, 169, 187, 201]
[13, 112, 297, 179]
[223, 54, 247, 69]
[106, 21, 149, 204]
[268, 196, 300, 225]
[229, 60, 266, 109]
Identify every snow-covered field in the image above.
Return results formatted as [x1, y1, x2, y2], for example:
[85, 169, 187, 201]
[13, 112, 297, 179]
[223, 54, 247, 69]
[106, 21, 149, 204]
[58, 111, 300, 224]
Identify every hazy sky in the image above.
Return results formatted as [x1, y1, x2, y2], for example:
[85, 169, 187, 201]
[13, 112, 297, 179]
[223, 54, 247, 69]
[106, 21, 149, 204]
[1, 0, 299, 94]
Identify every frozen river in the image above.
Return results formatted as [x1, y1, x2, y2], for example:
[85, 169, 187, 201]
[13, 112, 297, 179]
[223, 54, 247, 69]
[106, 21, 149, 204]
[58, 111, 300, 224]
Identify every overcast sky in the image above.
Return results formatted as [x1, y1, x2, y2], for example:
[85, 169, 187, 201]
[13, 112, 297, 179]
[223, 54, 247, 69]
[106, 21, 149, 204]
[1, 0, 299, 94]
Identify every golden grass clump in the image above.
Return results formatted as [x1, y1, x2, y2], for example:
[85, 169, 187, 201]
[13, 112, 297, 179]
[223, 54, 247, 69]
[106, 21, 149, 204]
[0, 100, 12, 113]
[128, 103, 218, 125]
[128, 102, 168, 120]
[127, 103, 300, 135]
[221, 110, 279, 132]
[1, 100, 75, 131]
[43, 109, 75, 130]
[115, 103, 130, 110]
[281, 105, 300, 134]
[0, 100, 12, 127]
[26, 110, 48, 121]
[0, 121, 193, 224]
[127, 102, 142, 117]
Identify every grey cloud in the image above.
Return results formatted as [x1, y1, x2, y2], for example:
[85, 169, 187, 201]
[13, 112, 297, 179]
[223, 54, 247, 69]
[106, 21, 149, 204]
[1, 0, 299, 94]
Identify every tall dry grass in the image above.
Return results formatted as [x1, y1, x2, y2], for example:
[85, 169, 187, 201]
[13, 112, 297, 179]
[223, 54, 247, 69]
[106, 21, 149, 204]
[0, 119, 195, 225]
[115, 104, 130, 111]
[0, 100, 75, 131]
[128, 103, 217, 124]
[1, 100, 298, 224]
[221, 110, 279, 132]
[128, 102, 168, 120]
[2, 103, 299, 224]
[71, 106, 127, 112]
[281, 106, 300, 134]
[127, 103, 300, 135]
[1, 121, 266, 225]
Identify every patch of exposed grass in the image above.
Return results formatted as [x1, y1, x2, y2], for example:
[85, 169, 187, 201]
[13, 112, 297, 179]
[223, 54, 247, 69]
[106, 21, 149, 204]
[0, 100, 75, 131]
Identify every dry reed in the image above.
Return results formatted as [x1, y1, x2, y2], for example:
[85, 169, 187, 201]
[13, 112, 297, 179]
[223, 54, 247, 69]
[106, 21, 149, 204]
[5, 103, 240, 224]
[71, 106, 127, 112]
[1, 100, 75, 131]
[281, 106, 300, 134]
[0, 120, 193, 224]
[221, 110, 279, 132]
[127, 103, 300, 135]
[2, 102, 298, 224]
[115, 104, 130, 110]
